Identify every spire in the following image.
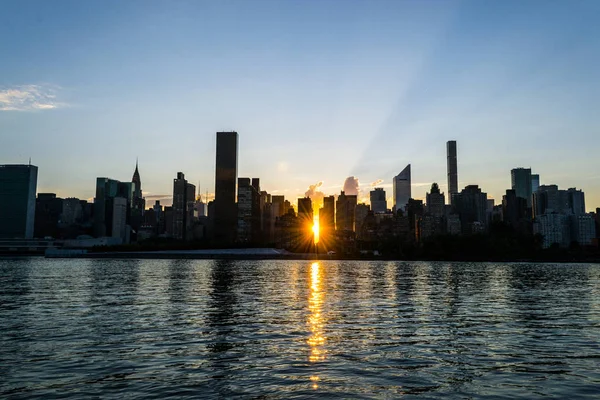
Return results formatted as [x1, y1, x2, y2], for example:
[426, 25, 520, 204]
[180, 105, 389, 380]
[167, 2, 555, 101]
[132, 158, 141, 185]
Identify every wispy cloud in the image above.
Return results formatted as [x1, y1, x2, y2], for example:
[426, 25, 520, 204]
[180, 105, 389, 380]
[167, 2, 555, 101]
[0, 84, 64, 111]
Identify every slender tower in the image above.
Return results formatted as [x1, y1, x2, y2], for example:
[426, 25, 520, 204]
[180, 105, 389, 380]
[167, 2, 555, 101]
[447, 140, 458, 204]
[214, 131, 239, 243]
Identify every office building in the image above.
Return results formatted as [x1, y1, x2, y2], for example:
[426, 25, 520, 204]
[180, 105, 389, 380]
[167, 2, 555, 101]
[502, 189, 528, 229]
[297, 197, 314, 245]
[447, 140, 458, 203]
[94, 177, 132, 242]
[567, 188, 586, 215]
[173, 172, 196, 240]
[272, 195, 285, 217]
[570, 214, 596, 246]
[425, 183, 445, 218]
[511, 168, 533, 207]
[0, 164, 38, 238]
[393, 164, 411, 213]
[370, 188, 387, 213]
[319, 195, 335, 245]
[533, 213, 571, 248]
[336, 191, 357, 231]
[355, 203, 370, 235]
[533, 185, 570, 217]
[454, 185, 488, 234]
[34, 193, 63, 238]
[237, 178, 261, 243]
[531, 174, 540, 193]
[214, 131, 238, 243]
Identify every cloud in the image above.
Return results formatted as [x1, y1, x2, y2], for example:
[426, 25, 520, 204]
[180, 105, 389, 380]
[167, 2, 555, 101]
[0, 84, 64, 111]
[305, 181, 325, 212]
[343, 176, 360, 196]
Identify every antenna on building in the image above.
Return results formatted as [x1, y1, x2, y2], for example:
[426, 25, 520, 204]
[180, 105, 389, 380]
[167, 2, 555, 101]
[28, 157, 31, 166]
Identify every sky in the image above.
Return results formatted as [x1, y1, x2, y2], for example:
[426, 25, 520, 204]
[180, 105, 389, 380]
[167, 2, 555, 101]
[1, 0, 599, 211]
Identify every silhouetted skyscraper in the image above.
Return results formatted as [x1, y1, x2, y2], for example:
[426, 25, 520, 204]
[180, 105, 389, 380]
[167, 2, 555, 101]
[370, 188, 387, 213]
[131, 160, 145, 234]
[94, 177, 132, 242]
[173, 172, 195, 240]
[0, 164, 38, 238]
[298, 197, 314, 245]
[425, 183, 445, 218]
[393, 164, 411, 213]
[214, 131, 238, 243]
[531, 174, 540, 193]
[511, 168, 533, 207]
[319, 195, 335, 245]
[336, 191, 357, 231]
[447, 141, 458, 203]
[237, 177, 261, 243]
[455, 185, 488, 234]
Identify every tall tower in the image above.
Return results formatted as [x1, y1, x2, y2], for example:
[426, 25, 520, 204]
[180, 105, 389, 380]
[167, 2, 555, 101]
[214, 131, 238, 243]
[511, 168, 532, 207]
[393, 164, 411, 213]
[447, 140, 458, 204]
[0, 164, 38, 238]
[131, 159, 145, 232]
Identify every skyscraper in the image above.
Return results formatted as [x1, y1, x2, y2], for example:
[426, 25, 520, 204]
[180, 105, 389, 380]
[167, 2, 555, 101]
[214, 131, 238, 243]
[531, 174, 540, 193]
[336, 191, 357, 231]
[370, 188, 387, 213]
[425, 183, 445, 218]
[173, 172, 196, 240]
[94, 177, 132, 241]
[447, 141, 458, 203]
[0, 164, 38, 239]
[237, 177, 261, 243]
[393, 164, 411, 213]
[454, 185, 488, 234]
[511, 168, 533, 207]
[297, 197, 314, 245]
[131, 160, 145, 234]
[319, 195, 335, 245]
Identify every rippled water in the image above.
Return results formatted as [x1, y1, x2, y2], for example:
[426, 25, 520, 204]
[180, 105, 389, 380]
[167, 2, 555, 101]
[1, 259, 600, 398]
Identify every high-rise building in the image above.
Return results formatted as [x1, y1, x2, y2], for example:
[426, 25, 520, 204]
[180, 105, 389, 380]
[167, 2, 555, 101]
[447, 141, 458, 203]
[271, 195, 285, 217]
[131, 160, 145, 233]
[425, 183, 445, 218]
[336, 191, 357, 231]
[533, 213, 571, 248]
[370, 188, 387, 213]
[34, 193, 63, 238]
[502, 189, 528, 229]
[393, 164, 411, 213]
[297, 197, 314, 245]
[511, 168, 533, 207]
[172, 172, 196, 240]
[214, 131, 238, 243]
[454, 185, 488, 234]
[94, 177, 132, 242]
[0, 164, 38, 238]
[567, 188, 586, 215]
[237, 178, 261, 243]
[533, 185, 570, 217]
[531, 174, 540, 193]
[355, 203, 370, 235]
[319, 195, 335, 245]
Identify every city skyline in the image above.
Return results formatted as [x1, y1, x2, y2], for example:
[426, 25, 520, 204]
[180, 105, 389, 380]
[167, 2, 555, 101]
[1, 1, 599, 209]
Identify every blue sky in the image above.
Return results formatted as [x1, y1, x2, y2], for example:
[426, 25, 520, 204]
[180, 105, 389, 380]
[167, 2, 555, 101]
[1, 0, 599, 210]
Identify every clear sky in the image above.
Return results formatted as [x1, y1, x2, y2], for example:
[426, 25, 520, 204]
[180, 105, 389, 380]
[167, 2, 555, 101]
[1, 0, 599, 210]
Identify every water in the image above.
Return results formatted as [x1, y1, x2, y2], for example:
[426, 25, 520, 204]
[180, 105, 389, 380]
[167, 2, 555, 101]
[1, 259, 600, 399]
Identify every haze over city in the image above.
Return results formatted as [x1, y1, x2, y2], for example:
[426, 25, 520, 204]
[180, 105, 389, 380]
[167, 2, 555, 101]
[1, 0, 599, 210]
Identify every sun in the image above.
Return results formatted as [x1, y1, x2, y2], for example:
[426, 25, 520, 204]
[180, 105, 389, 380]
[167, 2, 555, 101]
[312, 218, 320, 244]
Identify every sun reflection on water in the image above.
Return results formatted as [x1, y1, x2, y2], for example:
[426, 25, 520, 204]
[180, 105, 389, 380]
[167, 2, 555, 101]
[308, 262, 325, 388]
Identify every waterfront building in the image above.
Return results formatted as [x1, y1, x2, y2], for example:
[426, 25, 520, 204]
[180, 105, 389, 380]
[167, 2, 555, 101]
[533, 213, 571, 248]
[570, 214, 596, 246]
[34, 193, 63, 238]
[172, 172, 196, 240]
[393, 164, 411, 213]
[336, 191, 357, 231]
[370, 188, 387, 213]
[502, 189, 528, 229]
[447, 141, 458, 204]
[533, 185, 570, 217]
[567, 188, 586, 215]
[511, 168, 533, 207]
[131, 160, 145, 233]
[297, 197, 314, 247]
[237, 178, 261, 243]
[319, 195, 335, 246]
[0, 164, 38, 239]
[272, 195, 285, 217]
[94, 177, 132, 242]
[214, 131, 238, 244]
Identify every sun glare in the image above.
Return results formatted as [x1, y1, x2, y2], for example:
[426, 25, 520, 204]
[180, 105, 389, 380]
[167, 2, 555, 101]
[312, 219, 320, 244]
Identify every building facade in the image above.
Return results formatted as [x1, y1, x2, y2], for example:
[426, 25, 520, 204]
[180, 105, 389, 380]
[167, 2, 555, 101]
[392, 164, 411, 213]
[511, 168, 533, 207]
[214, 131, 238, 243]
[0, 164, 38, 239]
[370, 188, 387, 213]
[446, 140, 458, 203]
